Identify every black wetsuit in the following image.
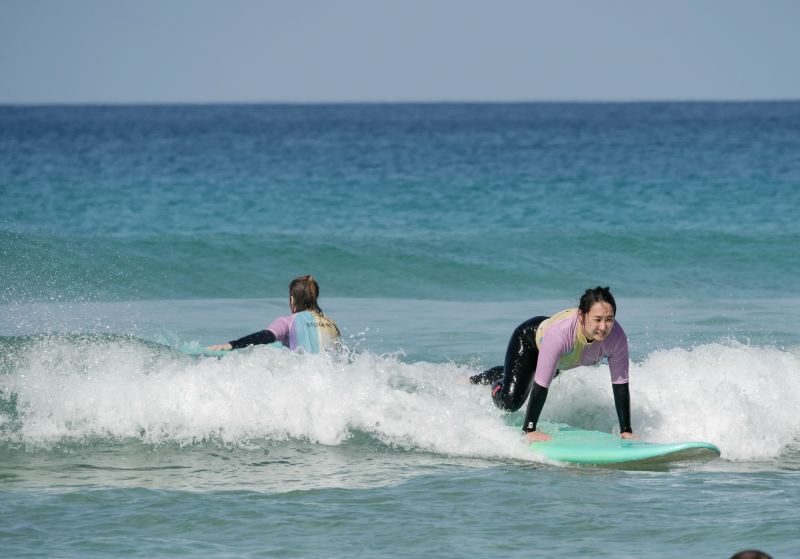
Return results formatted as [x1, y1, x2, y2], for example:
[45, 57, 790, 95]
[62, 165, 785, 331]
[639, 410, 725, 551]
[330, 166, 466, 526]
[470, 316, 632, 434]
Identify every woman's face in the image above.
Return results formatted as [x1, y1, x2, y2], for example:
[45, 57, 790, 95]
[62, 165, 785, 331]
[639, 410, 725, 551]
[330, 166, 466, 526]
[579, 301, 615, 342]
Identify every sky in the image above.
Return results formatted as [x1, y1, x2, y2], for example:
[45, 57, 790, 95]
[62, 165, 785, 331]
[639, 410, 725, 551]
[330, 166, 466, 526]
[1, 0, 799, 104]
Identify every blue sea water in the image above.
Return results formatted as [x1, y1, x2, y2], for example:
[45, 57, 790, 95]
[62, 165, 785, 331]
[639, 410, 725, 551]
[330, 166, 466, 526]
[1, 102, 799, 557]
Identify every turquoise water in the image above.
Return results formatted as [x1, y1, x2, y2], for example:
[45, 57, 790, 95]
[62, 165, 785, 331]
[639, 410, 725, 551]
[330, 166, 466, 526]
[1, 103, 799, 557]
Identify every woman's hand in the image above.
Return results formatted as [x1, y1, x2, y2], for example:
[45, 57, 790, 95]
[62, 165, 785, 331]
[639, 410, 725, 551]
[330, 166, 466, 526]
[526, 431, 552, 443]
[207, 343, 232, 351]
[620, 431, 636, 440]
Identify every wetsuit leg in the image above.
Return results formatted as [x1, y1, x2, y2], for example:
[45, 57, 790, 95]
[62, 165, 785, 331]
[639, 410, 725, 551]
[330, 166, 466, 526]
[469, 366, 504, 385]
[491, 316, 547, 412]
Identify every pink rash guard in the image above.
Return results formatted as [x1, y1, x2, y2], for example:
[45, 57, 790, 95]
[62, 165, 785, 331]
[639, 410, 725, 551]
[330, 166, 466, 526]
[533, 308, 629, 388]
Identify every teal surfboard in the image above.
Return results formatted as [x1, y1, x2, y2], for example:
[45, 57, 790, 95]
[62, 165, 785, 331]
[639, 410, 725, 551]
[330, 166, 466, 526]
[178, 344, 229, 357]
[178, 341, 285, 357]
[529, 424, 720, 465]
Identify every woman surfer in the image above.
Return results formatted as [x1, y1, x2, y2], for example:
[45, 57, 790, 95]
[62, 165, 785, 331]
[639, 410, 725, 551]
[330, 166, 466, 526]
[208, 275, 340, 354]
[470, 286, 632, 442]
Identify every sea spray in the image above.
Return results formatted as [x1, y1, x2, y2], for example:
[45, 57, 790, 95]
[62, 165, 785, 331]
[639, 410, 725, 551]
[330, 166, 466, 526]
[546, 341, 800, 460]
[2, 335, 798, 462]
[0, 336, 528, 459]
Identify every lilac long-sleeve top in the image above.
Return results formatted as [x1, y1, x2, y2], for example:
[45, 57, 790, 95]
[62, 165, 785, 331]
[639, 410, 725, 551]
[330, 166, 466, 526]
[533, 308, 629, 388]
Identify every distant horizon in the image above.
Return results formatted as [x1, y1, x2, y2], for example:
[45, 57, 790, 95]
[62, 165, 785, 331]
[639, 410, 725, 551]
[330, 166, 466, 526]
[3, 98, 799, 108]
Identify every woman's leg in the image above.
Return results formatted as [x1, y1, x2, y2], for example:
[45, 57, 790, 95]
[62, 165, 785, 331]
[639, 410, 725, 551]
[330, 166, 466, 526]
[469, 366, 504, 385]
[491, 316, 547, 412]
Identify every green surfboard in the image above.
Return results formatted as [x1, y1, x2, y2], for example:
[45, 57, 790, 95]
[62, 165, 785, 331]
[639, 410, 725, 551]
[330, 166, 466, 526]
[178, 344, 229, 357]
[178, 341, 285, 357]
[529, 424, 720, 465]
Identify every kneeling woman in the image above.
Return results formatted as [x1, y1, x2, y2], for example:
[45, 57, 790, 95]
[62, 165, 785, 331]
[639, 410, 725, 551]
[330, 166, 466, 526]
[471, 286, 632, 442]
[208, 275, 340, 353]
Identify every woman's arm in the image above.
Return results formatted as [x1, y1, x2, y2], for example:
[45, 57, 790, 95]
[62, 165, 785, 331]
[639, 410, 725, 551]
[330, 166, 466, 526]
[522, 381, 552, 442]
[229, 329, 277, 349]
[607, 325, 632, 437]
[612, 382, 633, 437]
[207, 330, 277, 351]
[524, 330, 571, 442]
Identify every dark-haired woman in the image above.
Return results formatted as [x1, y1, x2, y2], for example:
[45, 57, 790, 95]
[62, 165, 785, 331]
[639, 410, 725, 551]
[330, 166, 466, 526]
[208, 275, 340, 354]
[470, 286, 632, 442]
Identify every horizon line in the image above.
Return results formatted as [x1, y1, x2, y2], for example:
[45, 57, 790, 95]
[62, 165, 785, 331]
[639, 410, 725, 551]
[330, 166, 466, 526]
[2, 98, 799, 108]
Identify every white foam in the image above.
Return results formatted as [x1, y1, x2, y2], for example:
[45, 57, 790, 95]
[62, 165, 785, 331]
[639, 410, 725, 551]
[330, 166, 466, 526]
[2, 338, 798, 461]
[546, 341, 800, 460]
[1, 338, 530, 460]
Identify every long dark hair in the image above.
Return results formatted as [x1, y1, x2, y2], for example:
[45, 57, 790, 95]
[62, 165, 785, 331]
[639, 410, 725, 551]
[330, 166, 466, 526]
[578, 286, 617, 315]
[289, 275, 323, 314]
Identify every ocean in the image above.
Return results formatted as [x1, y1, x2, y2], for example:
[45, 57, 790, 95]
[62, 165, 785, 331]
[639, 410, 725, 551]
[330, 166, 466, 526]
[1, 102, 799, 557]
